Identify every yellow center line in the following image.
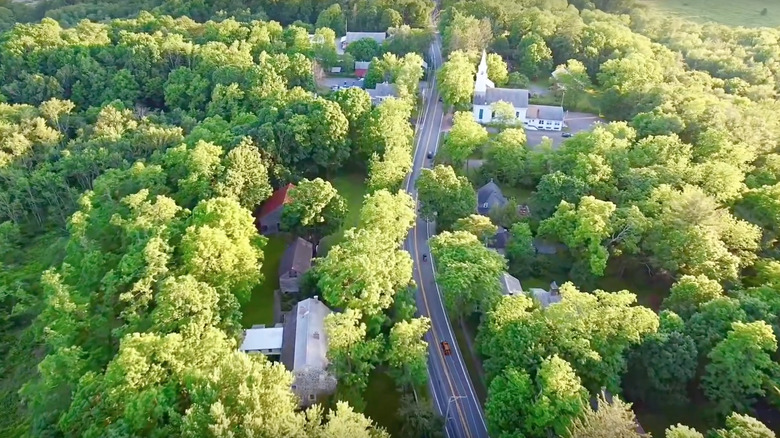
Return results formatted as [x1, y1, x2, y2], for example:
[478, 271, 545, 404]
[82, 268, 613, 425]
[413, 214, 471, 438]
[411, 99, 471, 436]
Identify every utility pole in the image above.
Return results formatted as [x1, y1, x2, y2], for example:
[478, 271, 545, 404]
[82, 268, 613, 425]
[444, 395, 466, 421]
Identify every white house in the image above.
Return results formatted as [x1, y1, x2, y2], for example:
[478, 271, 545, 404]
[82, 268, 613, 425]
[472, 51, 565, 131]
[526, 104, 565, 131]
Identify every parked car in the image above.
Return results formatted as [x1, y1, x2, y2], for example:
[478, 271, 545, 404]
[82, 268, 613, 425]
[441, 341, 452, 356]
[438, 96, 443, 102]
[562, 132, 572, 138]
[330, 85, 340, 91]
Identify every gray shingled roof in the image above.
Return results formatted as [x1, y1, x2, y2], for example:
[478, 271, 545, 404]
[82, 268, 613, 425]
[529, 287, 562, 308]
[533, 237, 561, 255]
[366, 82, 398, 98]
[491, 227, 510, 249]
[526, 104, 565, 121]
[280, 310, 297, 370]
[279, 238, 314, 277]
[500, 272, 523, 296]
[477, 180, 507, 215]
[474, 88, 529, 107]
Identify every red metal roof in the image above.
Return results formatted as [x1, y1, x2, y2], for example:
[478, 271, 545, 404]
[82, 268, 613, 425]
[355, 69, 368, 78]
[257, 183, 294, 219]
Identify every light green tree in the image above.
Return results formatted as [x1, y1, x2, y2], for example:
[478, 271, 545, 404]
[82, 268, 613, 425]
[416, 165, 477, 231]
[441, 111, 489, 166]
[702, 321, 779, 414]
[491, 101, 517, 127]
[386, 317, 431, 389]
[437, 51, 476, 109]
[281, 178, 346, 241]
[453, 214, 498, 243]
[429, 231, 506, 317]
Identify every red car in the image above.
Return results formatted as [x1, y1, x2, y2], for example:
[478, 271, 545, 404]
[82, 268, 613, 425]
[441, 341, 452, 356]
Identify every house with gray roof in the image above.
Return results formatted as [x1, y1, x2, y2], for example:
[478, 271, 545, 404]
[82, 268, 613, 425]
[240, 296, 336, 407]
[279, 238, 314, 293]
[528, 281, 562, 308]
[526, 104, 565, 131]
[500, 272, 523, 296]
[472, 51, 564, 131]
[366, 82, 399, 105]
[338, 31, 387, 54]
[477, 180, 507, 215]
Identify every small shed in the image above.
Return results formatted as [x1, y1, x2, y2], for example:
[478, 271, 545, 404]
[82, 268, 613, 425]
[279, 237, 314, 293]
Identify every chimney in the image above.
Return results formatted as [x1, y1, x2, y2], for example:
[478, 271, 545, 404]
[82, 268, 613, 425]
[550, 281, 559, 296]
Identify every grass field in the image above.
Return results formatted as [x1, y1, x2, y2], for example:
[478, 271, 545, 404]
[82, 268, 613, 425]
[318, 172, 368, 254]
[639, 0, 780, 27]
[240, 235, 287, 327]
[363, 371, 403, 436]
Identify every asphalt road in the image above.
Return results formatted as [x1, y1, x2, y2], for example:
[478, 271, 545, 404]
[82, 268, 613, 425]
[402, 32, 490, 438]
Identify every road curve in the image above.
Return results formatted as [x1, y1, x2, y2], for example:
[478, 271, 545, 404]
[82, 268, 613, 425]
[402, 32, 490, 438]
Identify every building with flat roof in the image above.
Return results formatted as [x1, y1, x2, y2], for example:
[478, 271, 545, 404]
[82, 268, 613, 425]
[239, 325, 284, 356]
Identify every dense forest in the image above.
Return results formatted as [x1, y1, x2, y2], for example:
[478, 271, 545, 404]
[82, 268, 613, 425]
[4, 0, 780, 436]
[0, 3, 436, 436]
[422, 0, 780, 436]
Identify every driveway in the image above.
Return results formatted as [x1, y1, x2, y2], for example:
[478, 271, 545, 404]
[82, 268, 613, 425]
[526, 111, 604, 149]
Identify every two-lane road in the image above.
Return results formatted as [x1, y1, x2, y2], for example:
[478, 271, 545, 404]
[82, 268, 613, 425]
[402, 33, 489, 438]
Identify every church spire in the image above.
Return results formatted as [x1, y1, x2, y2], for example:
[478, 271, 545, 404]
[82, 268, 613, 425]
[474, 50, 493, 97]
[478, 50, 488, 75]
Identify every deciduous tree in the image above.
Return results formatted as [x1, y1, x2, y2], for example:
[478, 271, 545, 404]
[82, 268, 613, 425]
[416, 165, 477, 231]
[702, 321, 779, 414]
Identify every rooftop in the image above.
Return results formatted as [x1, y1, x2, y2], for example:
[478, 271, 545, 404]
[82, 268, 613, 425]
[527, 104, 565, 121]
[279, 237, 314, 277]
[475, 87, 529, 108]
[477, 180, 507, 214]
[292, 297, 331, 371]
[366, 82, 399, 98]
[529, 288, 562, 308]
[257, 183, 294, 219]
[239, 327, 284, 352]
[500, 272, 523, 296]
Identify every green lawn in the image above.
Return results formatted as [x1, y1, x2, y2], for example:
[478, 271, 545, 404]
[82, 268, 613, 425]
[502, 186, 533, 204]
[318, 172, 368, 254]
[363, 371, 403, 436]
[638, 0, 780, 27]
[241, 235, 288, 328]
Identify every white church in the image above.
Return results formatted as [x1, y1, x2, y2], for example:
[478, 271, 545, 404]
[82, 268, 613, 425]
[472, 51, 565, 131]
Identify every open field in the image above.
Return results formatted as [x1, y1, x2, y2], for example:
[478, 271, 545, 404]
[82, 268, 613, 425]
[318, 172, 368, 254]
[363, 371, 403, 436]
[240, 235, 287, 327]
[638, 0, 780, 27]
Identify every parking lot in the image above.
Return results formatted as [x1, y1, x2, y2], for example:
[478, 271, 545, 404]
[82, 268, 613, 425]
[319, 77, 364, 91]
[525, 112, 604, 149]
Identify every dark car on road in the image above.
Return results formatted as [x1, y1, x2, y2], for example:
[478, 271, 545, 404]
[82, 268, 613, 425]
[427, 152, 434, 159]
[562, 132, 572, 138]
[441, 341, 452, 356]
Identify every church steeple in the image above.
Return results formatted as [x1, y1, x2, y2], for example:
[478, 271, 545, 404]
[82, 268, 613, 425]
[478, 50, 488, 76]
[474, 50, 494, 98]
